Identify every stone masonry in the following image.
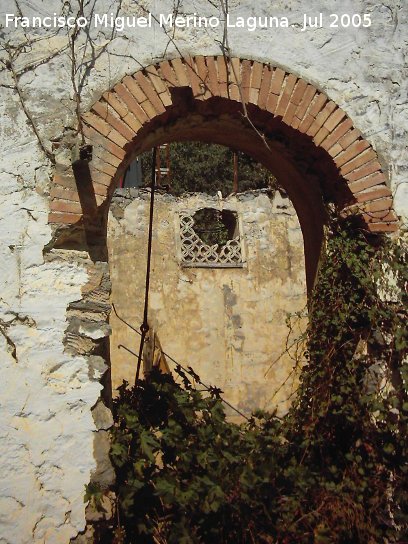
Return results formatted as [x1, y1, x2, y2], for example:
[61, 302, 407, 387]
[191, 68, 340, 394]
[0, 1, 407, 541]
[108, 189, 307, 420]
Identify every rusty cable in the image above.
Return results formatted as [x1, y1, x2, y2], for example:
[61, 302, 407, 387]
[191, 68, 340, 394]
[135, 146, 157, 386]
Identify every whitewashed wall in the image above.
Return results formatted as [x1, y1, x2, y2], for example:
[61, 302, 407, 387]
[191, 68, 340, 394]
[0, 1, 406, 541]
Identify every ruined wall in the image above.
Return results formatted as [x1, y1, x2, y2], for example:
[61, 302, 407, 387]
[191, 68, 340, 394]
[0, 0, 407, 541]
[108, 189, 306, 419]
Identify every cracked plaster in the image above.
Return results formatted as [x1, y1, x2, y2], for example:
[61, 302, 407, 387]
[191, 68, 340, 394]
[0, 0, 407, 541]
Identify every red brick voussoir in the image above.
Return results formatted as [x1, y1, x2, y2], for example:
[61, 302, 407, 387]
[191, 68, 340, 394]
[48, 56, 398, 234]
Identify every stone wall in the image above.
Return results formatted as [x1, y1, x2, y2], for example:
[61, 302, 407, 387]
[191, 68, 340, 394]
[108, 189, 306, 419]
[0, 1, 407, 541]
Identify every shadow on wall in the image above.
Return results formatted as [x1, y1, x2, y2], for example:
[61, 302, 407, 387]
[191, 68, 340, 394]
[107, 188, 308, 420]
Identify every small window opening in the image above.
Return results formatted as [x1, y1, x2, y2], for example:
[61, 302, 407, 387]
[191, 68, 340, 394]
[180, 208, 243, 268]
[193, 208, 237, 247]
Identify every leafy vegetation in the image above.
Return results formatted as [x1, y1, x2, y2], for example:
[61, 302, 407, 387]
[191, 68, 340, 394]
[139, 142, 276, 195]
[109, 215, 407, 543]
[191, 208, 237, 247]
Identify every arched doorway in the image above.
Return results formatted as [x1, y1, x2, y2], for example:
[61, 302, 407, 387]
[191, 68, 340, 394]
[48, 55, 399, 416]
[48, 56, 398, 295]
[43, 54, 400, 535]
[47, 54, 400, 408]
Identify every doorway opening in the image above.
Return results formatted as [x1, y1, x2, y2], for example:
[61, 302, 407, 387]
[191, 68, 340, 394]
[108, 142, 307, 419]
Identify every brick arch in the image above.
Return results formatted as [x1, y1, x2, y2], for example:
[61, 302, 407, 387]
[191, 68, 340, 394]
[49, 55, 398, 234]
[48, 56, 398, 252]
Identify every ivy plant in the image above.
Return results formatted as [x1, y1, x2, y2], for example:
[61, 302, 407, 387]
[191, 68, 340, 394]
[110, 215, 407, 543]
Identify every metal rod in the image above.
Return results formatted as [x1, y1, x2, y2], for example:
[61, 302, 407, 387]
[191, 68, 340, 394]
[135, 146, 157, 386]
[233, 151, 238, 193]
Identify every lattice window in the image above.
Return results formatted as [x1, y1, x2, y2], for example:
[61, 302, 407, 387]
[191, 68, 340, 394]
[179, 208, 243, 267]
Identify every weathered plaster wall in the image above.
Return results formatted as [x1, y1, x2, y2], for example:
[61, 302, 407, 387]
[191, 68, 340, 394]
[2, 0, 407, 216]
[0, 0, 407, 541]
[0, 141, 104, 542]
[108, 189, 307, 418]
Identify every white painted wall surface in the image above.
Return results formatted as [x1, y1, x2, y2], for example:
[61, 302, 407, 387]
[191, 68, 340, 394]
[0, 0, 406, 540]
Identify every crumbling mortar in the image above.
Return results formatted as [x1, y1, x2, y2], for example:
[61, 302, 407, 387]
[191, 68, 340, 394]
[55, 249, 114, 517]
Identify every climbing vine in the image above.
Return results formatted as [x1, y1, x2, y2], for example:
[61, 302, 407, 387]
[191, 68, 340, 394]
[108, 214, 407, 543]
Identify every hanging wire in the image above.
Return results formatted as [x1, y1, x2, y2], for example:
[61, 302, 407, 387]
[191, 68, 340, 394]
[118, 145, 251, 419]
[113, 303, 251, 421]
[135, 146, 157, 386]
